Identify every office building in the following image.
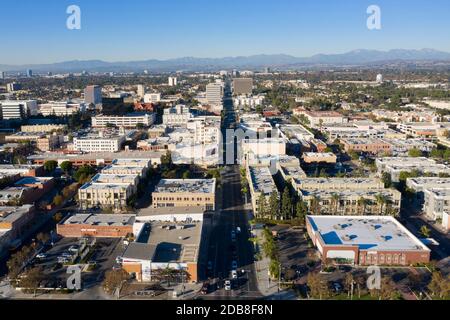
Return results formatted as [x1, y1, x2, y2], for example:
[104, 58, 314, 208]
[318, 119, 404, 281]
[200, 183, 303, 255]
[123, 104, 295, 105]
[152, 179, 216, 211]
[0, 100, 38, 120]
[206, 82, 224, 106]
[6, 82, 21, 92]
[163, 105, 193, 125]
[137, 85, 145, 98]
[92, 113, 155, 128]
[233, 78, 253, 95]
[168, 77, 177, 86]
[39, 101, 86, 116]
[143, 93, 161, 103]
[73, 131, 126, 153]
[84, 85, 102, 105]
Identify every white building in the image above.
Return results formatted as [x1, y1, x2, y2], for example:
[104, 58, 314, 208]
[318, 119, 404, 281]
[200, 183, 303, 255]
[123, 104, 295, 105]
[137, 85, 145, 98]
[0, 100, 38, 120]
[92, 113, 155, 128]
[39, 101, 86, 116]
[73, 132, 126, 153]
[143, 93, 161, 103]
[163, 105, 193, 126]
[168, 77, 178, 86]
[186, 116, 221, 144]
[206, 81, 224, 106]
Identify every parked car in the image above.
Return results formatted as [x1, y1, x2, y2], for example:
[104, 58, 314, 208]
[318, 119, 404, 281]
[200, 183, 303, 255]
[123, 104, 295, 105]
[332, 282, 342, 293]
[236, 227, 241, 234]
[231, 270, 238, 279]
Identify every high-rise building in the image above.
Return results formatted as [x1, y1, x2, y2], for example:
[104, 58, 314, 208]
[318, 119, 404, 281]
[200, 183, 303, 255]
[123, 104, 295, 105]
[0, 71, 5, 79]
[376, 74, 383, 83]
[84, 85, 102, 105]
[26, 69, 33, 78]
[6, 82, 21, 92]
[168, 76, 178, 86]
[206, 82, 224, 106]
[137, 85, 145, 98]
[233, 78, 253, 95]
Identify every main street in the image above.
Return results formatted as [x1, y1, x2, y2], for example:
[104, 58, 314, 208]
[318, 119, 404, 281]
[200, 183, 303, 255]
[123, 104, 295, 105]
[201, 80, 262, 300]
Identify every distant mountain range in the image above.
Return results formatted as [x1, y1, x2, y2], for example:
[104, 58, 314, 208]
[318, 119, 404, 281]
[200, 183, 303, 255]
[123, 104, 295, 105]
[1, 49, 450, 73]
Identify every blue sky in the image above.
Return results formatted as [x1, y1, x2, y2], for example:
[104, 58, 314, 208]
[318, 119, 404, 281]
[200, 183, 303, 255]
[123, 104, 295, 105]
[1, 0, 449, 64]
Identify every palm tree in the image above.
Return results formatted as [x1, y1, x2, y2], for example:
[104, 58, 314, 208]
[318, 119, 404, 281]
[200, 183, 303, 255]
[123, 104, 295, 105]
[310, 196, 321, 215]
[357, 197, 369, 215]
[331, 193, 340, 215]
[375, 194, 388, 215]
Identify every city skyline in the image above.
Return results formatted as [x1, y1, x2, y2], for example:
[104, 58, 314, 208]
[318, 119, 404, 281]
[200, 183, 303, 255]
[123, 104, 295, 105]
[1, 0, 450, 65]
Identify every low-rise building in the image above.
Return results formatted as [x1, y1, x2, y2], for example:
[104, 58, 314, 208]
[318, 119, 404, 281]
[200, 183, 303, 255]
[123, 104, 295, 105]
[37, 134, 64, 151]
[57, 213, 135, 238]
[306, 215, 430, 265]
[302, 152, 337, 164]
[92, 113, 156, 128]
[294, 109, 346, 128]
[121, 220, 204, 283]
[247, 166, 278, 217]
[376, 157, 450, 182]
[39, 101, 86, 116]
[152, 179, 216, 211]
[301, 189, 401, 216]
[78, 175, 137, 211]
[20, 124, 66, 133]
[73, 131, 126, 153]
[0, 205, 35, 257]
[341, 138, 392, 155]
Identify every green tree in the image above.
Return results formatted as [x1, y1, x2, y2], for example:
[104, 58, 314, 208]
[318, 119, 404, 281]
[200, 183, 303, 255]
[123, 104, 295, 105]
[257, 194, 267, 219]
[269, 191, 280, 220]
[295, 200, 308, 222]
[381, 172, 392, 188]
[281, 187, 293, 220]
[60, 161, 73, 173]
[44, 160, 58, 173]
[74, 165, 96, 183]
[408, 148, 423, 157]
[420, 226, 431, 238]
[20, 267, 44, 297]
[428, 271, 450, 299]
[52, 194, 64, 207]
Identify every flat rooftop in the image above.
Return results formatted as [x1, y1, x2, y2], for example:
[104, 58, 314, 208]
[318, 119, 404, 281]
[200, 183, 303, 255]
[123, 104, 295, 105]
[62, 213, 135, 226]
[154, 179, 216, 194]
[138, 206, 206, 218]
[142, 221, 203, 263]
[0, 205, 34, 225]
[248, 166, 276, 195]
[307, 215, 429, 252]
[14, 177, 53, 185]
[28, 151, 164, 162]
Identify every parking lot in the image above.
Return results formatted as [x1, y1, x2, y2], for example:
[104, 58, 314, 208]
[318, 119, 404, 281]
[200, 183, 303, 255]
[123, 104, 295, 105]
[271, 225, 321, 281]
[30, 237, 123, 291]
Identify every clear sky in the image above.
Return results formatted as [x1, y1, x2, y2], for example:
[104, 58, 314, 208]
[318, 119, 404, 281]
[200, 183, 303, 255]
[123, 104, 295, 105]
[1, 0, 449, 65]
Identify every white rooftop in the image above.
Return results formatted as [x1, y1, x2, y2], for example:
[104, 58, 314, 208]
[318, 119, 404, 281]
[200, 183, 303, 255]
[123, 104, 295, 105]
[307, 215, 429, 251]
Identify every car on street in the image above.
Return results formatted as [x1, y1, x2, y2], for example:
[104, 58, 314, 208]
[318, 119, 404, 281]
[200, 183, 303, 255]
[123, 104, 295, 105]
[116, 256, 123, 264]
[35, 253, 47, 260]
[224, 280, 232, 291]
[231, 260, 238, 270]
[231, 270, 238, 279]
[236, 227, 241, 234]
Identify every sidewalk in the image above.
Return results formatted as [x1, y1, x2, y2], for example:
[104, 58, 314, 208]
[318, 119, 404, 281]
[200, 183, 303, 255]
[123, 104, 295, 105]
[253, 229, 297, 299]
